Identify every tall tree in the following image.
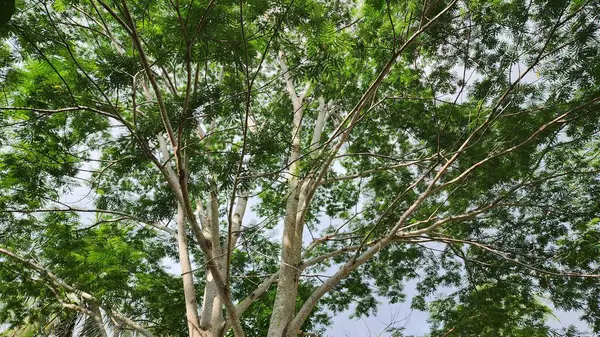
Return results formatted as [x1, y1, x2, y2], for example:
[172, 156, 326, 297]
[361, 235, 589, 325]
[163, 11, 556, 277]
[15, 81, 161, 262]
[1, 0, 600, 336]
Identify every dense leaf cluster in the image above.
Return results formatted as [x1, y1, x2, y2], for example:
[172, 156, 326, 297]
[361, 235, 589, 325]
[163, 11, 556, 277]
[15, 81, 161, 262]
[1, 0, 600, 336]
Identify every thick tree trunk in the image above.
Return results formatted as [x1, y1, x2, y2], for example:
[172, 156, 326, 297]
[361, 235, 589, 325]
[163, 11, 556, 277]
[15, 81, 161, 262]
[267, 178, 302, 337]
[200, 189, 225, 332]
[176, 203, 204, 337]
[200, 272, 222, 332]
[229, 194, 248, 254]
[90, 304, 109, 337]
[267, 51, 309, 337]
[309, 97, 329, 152]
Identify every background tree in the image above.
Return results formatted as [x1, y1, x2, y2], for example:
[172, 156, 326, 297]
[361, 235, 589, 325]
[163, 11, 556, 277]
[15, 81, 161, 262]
[1, 0, 600, 336]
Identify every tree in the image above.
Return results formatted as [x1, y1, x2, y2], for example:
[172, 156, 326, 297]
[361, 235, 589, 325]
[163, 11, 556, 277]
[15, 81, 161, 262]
[1, 0, 600, 336]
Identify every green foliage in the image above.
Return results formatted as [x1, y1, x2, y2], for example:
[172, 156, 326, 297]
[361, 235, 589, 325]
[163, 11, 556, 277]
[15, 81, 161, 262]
[1, 0, 600, 336]
[0, 0, 15, 26]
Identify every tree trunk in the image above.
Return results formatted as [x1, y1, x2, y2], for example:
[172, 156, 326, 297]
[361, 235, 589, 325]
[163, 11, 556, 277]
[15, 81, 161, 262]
[267, 51, 308, 336]
[200, 188, 225, 332]
[176, 203, 203, 337]
[267, 179, 303, 337]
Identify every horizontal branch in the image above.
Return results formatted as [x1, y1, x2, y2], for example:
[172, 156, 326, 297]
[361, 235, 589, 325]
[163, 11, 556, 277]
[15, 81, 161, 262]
[418, 235, 600, 278]
[0, 106, 122, 121]
[1, 207, 176, 237]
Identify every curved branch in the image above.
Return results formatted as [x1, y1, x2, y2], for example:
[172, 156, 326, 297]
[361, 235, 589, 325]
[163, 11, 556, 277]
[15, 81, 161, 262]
[418, 235, 600, 279]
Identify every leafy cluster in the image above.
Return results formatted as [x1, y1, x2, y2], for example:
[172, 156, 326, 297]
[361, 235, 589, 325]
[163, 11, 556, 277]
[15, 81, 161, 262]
[1, 0, 600, 336]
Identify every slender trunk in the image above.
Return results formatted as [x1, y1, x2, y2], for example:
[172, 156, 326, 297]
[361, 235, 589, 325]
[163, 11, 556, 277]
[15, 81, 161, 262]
[177, 203, 203, 337]
[210, 295, 223, 335]
[200, 188, 224, 332]
[200, 272, 219, 330]
[90, 304, 108, 337]
[158, 136, 207, 336]
[268, 51, 308, 336]
[229, 194, 249, 254]
[309, 97, 328, 152]
[200, 271, 222, 336]
[267, 178, 302, 337]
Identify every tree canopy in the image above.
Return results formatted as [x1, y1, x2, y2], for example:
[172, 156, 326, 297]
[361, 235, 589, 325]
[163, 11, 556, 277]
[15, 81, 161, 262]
[1, 0, 600, 336]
